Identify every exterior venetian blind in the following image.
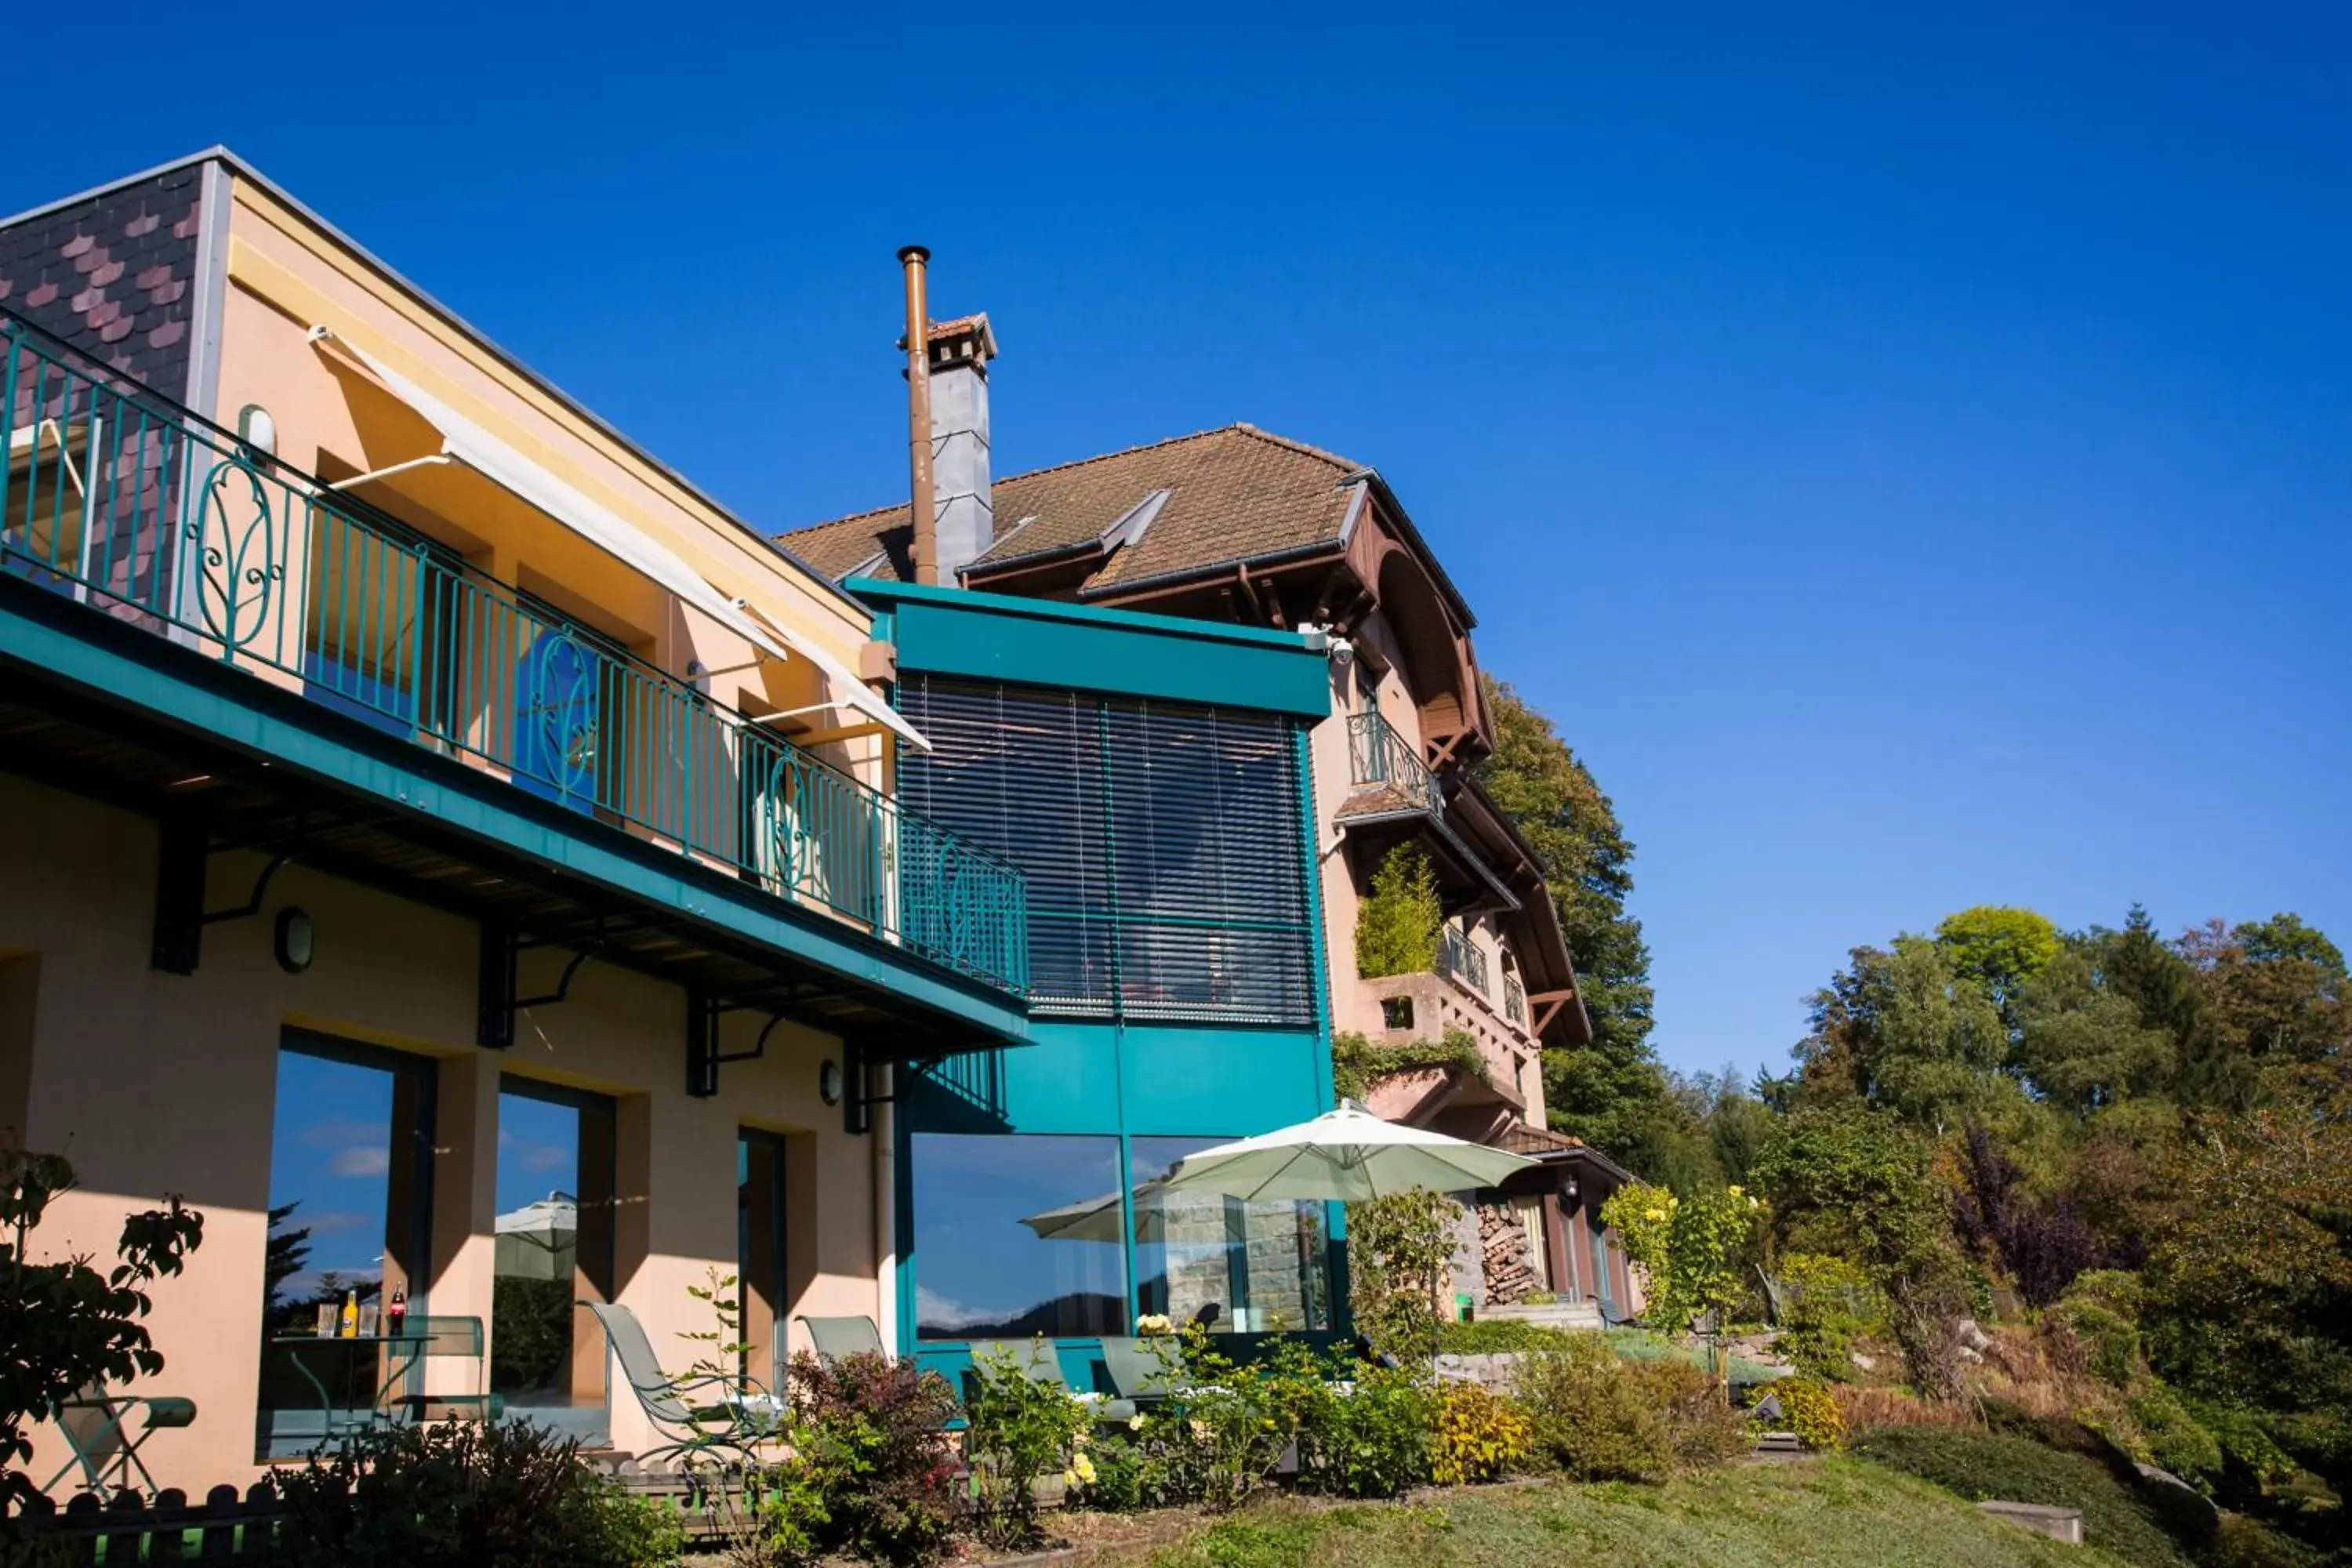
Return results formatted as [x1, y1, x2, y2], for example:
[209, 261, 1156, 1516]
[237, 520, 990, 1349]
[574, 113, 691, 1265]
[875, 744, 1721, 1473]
[897, 673, 1316, 1027]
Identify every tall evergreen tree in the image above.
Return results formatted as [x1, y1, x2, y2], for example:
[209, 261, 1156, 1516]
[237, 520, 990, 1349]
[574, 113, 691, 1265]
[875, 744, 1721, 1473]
[1475, 675, 1664, 1165]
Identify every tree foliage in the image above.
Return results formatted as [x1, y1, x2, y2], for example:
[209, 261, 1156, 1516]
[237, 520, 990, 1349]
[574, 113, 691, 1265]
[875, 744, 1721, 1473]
[1475, 676, 1665, 1165]
[1353, 844, 1441, 980]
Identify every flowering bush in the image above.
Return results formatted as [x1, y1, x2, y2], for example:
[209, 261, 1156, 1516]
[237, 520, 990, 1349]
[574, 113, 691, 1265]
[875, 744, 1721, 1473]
[1135, 1312, 1175, 1336]
[1296, 1363, 1439, 1498]
[1131, 1330, 1323, 1512]
[962, 1340, 1092, 1551]
[782, 1350, 960, 1566]
[1429, 1381, 1533, 1486]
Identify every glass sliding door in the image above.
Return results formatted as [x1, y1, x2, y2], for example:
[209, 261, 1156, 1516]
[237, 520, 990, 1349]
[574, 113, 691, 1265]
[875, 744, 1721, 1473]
[257, 1031, 436, 1457]
[1128, 1137, 1330, 1335]
[493, 1077, 616, 1436]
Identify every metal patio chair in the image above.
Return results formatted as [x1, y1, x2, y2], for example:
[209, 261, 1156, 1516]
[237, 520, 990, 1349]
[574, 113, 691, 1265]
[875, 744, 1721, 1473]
[583, 1301, 782, 1471]
[393, 1314, 502, 1424]
[796, 1313, 884, 1365]
[44, 1380, 197, 1501]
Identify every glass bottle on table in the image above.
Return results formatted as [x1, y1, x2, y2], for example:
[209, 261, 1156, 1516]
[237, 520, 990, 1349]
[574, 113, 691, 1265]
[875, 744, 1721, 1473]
[339, 1288, 359, 1339]
[386, 1285, 408, 1340]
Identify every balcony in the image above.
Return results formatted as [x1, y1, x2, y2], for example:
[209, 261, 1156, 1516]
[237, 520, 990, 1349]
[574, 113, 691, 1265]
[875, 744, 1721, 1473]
[1346, 710, 1443, 815]
[1439, 924, 1489, 996]
[0, 310, 1028, 1003]
[1504, 971, 1526, 1027]
[1336, 709, 1519, 916]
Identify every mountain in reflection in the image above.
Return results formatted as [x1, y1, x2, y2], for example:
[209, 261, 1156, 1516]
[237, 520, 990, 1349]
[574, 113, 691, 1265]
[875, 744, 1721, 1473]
[919, 1291, 1128, 1341]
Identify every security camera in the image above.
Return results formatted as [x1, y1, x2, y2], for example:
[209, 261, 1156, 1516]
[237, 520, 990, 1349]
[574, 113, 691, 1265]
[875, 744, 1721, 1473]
[1328, 637, 1356, 667]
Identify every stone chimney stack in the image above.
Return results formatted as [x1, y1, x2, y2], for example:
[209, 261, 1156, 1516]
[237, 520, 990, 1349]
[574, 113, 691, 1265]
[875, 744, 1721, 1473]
[924, 314, 996, 580]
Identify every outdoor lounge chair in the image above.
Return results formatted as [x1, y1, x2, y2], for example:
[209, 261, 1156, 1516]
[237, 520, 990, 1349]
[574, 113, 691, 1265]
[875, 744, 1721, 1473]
[583, 1301, 782, 1470]
[43, 1380, 196, 1501]
[797, 1313, 884, 1365]
[1096, 1337, 1180, 1421]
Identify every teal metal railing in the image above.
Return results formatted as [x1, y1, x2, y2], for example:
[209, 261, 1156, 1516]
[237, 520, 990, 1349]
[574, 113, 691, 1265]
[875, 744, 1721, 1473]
[0, 310, 1028, 996]
[1438, 924, 1489, 996]
[1345, 710, 1443, 816]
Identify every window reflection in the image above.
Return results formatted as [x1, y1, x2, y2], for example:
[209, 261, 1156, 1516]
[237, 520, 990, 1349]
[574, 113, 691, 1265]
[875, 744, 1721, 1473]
[910, 1134, 1127, 1341]
[493, 1079, 615, 1411]
[1130, 1136, 1330, 1335]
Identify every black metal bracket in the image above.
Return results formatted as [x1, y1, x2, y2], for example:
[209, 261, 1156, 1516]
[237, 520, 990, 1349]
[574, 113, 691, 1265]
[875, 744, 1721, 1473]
[844, 1042, 944, 1136]
[477, 924, 603, 1050]
[202, 854, 290, 924]
[685, 993, 798, 1098]
[151, 816, 302, 974]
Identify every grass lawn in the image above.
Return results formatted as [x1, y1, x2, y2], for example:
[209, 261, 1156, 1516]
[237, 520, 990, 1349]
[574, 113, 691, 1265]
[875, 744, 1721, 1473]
[1063, 1458, 2150, 1568]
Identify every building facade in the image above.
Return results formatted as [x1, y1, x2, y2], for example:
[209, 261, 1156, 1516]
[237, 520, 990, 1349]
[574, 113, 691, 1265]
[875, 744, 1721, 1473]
[779, 295, 1640, 1319]
[0, 154, 1033, 1488]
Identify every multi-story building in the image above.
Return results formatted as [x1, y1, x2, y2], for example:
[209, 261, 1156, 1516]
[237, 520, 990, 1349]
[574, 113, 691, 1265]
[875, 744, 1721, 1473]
[779, 263, 1640, 1320]
[0, 154, 1051, 1487]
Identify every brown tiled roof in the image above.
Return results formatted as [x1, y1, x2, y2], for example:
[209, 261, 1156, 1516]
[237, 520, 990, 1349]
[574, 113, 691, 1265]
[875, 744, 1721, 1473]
[779, 423, 1364, 593]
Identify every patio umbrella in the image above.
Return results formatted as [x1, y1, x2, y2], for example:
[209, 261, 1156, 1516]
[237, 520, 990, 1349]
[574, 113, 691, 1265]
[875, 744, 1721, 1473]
[493, 1191, 578, 1280]
[1154, 1100, 1535, 1203]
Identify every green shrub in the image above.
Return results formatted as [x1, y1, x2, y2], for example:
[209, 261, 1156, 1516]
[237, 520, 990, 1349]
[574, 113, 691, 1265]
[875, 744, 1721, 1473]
[1512, 1334, 1747, 1481]
[2123, 1381, 2223, 1484]
[268, 1417, 688, 1568]
[1437, 1319, 1573, 1356]
[1850, 1425, 2200, 1568]
[1296, 1364, 1437, 1498]
[1071, 1429, 1164, 1513]
[1429, 1381, 1532, 1485]
[963, 1341, 1091, 1550]
[1773, 1377, 1846, 1453]
[1347, 1190, 1457, 1363]
[2062, 1299, 2144, 1389]
[1138, 1330, 1323, 1512]
[781, 1350, 960, 1566]
[1772, 1253, 1881, 1380]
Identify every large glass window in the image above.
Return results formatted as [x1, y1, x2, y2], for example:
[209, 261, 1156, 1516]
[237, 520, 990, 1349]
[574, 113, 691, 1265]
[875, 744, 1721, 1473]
[1129, 1137, 1331, 1335]
[492, 1078, 615, 1414]
[909, 1134, 1127, 1341]
[257, 1033, 435, 1450]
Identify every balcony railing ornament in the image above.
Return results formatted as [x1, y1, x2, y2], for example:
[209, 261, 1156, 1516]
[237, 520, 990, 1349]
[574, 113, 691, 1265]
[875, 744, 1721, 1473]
[187, 456, 281, 655]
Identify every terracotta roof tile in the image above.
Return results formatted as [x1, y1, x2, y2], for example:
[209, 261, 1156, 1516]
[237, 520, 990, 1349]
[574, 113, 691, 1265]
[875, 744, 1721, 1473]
[779, 423, 1363, 593]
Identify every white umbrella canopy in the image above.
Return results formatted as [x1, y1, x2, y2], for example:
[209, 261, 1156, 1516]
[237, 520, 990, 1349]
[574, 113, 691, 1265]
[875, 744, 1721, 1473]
[1156, 1101, 1536, 1203]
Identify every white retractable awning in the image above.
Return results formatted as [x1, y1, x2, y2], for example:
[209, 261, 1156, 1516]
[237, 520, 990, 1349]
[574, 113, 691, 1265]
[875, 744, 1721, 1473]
[308, 326, 927, 751]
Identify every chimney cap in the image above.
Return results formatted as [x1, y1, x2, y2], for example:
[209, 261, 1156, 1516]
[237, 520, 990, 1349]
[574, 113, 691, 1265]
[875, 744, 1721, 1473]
[927, 312, 999, 362]
[897, 244, 931, 264]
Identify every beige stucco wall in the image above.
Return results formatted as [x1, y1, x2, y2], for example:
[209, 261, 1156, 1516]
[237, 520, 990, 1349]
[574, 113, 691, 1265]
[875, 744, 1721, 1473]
[209, 176, 882, 783]
[0, 771, 880, 1496]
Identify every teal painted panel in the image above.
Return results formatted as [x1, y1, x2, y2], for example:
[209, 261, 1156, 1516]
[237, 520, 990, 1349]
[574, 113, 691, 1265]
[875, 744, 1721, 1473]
[858, 582, 1330, 718]
[1118, 1025, 1328, 1137]
[0, 599, 1029, 1043]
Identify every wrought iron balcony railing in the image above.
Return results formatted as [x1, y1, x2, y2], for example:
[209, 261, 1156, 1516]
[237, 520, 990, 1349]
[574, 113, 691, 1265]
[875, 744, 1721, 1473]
[1503, 971, 1527, 1027]
[1438, 924, 1489, 997]
[1345, 709, 1443, 816]
[0, 312, 1028, 996]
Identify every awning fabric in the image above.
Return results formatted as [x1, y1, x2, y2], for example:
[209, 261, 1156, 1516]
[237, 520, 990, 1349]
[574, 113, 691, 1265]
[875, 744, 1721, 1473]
[308, 327, 927, 751]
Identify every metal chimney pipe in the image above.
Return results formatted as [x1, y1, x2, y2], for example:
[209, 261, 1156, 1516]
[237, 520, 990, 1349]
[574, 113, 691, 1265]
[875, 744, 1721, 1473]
[898, 245, 938, 586]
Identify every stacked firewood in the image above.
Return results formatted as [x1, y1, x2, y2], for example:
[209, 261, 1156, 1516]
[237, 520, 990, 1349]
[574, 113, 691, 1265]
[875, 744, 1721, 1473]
[1477, 1202, 1541, 1304]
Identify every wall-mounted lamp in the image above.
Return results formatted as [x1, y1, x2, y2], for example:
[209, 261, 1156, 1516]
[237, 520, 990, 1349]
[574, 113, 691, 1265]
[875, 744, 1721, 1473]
[237, 404, 278, 463]
[818, 1059, 844, 1106]
[274, 907, 314, 974]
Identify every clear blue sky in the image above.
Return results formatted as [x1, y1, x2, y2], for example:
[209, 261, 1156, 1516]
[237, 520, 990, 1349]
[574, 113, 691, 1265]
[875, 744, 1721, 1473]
[16, 4, 2347, 1082]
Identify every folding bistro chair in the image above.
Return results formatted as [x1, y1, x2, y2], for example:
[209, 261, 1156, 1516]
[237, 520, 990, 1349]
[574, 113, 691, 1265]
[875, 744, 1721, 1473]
[44, 1380, 197, 1501]
[394, 1315, 502, 1424]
